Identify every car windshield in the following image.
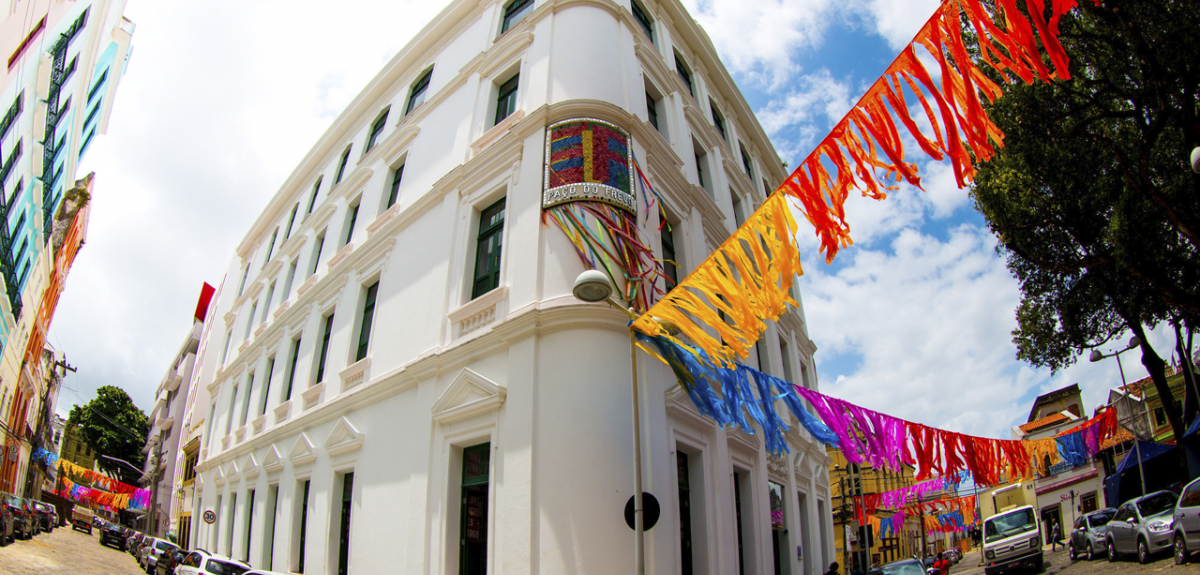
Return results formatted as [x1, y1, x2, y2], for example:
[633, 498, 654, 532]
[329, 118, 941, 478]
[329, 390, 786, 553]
[1088, 510, 1115, 527]
[880, 560, 925, 575]
[157, 540, 177, 551]
[205, 559, 249, 575]
[1137, 492, 1178, 517]
[985, 508, 1037, 542]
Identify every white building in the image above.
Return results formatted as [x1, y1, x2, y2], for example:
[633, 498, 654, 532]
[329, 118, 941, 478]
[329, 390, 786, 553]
[191, 0, 833, 573]
[140, 284, 212, 539]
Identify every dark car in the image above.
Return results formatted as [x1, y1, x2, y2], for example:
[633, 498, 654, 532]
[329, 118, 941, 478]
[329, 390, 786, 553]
[100, 521, 127, 550]
[879, 559, 928, 575]
[2, 494, 33, 540]
[1069, 508, 1116, 560]
[157, 549, 187, 575]
[0, 494, 11, 544]
[30, 501, 53, 533]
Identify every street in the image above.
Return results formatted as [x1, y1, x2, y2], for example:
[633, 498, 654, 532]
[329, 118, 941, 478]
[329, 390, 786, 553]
[0, 525, 142, 574]
[951, 544, 1200, 575]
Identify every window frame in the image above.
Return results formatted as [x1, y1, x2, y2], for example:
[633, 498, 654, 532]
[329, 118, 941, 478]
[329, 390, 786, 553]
[470, 198, 506, 299]
[674, 51, 694, 98]
[364, 108, 390, 154]
[355, 281, 379, 362]
[494, 73, 519, 126]
[710, 101, 726, 140]
[631, 0, 654, 40]
[500, 0, 534, 34]
[314, 312, 335, 385]
[405, 69, 433, 115]
[385, 163, 405, 209]
[335, 145, 353, 185]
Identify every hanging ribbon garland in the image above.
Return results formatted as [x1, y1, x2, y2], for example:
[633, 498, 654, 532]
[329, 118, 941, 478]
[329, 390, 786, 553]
[629, 0, 1103, 367]
[55, 459, 149, 511]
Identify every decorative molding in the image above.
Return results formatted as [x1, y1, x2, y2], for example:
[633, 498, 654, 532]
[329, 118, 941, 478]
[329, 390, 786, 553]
[301, 382, 325, 410]
[261, 445, 283, 474]
[323, 417, 365, 457]
[237, 340, 250, 354]
[223, 459, 240, 480]
[272, 299, 291, 319]
[470, 109, 525, 157]
[352, 237, 396, 279]
[253, 322, 267, 338]
[262, 258, 284, 281]
[379, 125, 420, 168]
[211, 466, 226, 487]
[306, 202, 338, 234]
[296, 273, 319, 296]
[273, 400, 292, 425]
[366, 204, 400, 238]
[448, 287, 507, 339]
[220, 434, 231, 450]
[287, 304, 312, 333]
[288, 433, 317, 467]
[223, 311, 236, 327]
[242, 454, 260, 479]
[251, 414, 267, 434]
[234, 425, 246, 444]
[337, 168, 375, 200]
[326, 243, 354, 271]
[339, 358, 370, 392]
[280, 233, 307, 259]
[432, 367, 507, 424]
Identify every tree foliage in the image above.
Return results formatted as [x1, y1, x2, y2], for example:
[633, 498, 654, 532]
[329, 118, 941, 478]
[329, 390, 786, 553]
[66, 386, 149, 485]
[970, 0, 1200, 441]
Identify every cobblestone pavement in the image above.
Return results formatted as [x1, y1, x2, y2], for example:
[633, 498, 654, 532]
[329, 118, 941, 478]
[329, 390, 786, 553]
[951, 543, 1200, 575]
[0, 524, 143, 574]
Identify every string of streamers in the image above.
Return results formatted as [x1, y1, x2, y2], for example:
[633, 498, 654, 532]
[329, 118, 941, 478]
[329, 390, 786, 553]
[630, 0, 1102, 365]
[56, 458, 150, 510]
[862, 471, 969, 512]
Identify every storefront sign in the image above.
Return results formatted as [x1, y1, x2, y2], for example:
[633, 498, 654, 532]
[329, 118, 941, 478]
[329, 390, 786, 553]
[543, 118, 635, 214]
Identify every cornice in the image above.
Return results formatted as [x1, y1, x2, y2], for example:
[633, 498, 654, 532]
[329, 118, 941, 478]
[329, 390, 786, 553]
[336, 168, 375, 201]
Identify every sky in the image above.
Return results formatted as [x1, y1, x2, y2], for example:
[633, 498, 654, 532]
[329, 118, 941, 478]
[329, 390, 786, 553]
[53, 0, 1184, 440]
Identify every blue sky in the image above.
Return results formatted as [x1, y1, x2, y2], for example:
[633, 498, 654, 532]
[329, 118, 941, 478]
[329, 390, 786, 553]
[57, 0, 1179, 441]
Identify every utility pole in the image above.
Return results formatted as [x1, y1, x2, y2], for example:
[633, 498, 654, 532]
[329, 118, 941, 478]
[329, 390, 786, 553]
[23, 357, 74, 498]
[148, 434, 165, 537]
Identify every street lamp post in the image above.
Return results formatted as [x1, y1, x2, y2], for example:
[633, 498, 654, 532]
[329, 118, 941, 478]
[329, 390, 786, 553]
[572, 270, 646, 575]
[1089, 336, 1148, 497]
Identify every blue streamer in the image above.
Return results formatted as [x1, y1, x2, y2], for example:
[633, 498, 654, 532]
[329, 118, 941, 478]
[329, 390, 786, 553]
[1056, 432, 1089, 467]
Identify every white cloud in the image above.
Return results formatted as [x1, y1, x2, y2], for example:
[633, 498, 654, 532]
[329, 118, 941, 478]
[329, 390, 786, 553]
[860, 0, 941, 49]
[756, 68, 854, 159]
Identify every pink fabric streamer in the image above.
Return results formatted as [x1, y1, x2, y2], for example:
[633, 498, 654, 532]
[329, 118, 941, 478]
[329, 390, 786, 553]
[878, 476, 944, 509]
[795, 387, 911, 473]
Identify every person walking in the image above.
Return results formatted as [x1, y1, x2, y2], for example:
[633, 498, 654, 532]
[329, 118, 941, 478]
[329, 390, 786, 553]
[933, 552, 950, 575]
[1050, 521, 1062, 551]
[826, 562, 840, 575]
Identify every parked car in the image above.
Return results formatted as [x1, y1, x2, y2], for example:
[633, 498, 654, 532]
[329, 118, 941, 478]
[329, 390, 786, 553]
[2, 493, 33, 540]
[48, 507, 58, 529]
[1173, 476, 1200, 564]
[983, 505, 1043, 575]
[157, 549, 188, 575]
[175, 550, 250, 575]
[128, 531, 145, 555]
[1069, 508, 1116, 560]
[31, 501, 53, 532]
[71, 506, 94, 534]
[0, 494, 12, 545]
[142, 538, 180, 573]
[871, 558, 926, 575]
[1107, 490, 1178, 564]
[100, 521, 127, 550]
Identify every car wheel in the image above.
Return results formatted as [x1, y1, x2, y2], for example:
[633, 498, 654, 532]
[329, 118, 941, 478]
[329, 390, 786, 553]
[1138, 538, 1150, 565]
[1176, 534, 1188, 565]
[1085, 542, 1095, 561]
[1069, 541, 1076, 560]
[1108, 539, 1118, 562]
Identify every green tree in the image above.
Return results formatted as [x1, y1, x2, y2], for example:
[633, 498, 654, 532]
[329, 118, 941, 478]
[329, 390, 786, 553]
[66, 386, 149, 485]
[969, 0, 1200, 442]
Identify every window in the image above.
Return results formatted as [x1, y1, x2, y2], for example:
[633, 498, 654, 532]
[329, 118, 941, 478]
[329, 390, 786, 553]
[693, 139, 711, 197]
[755, 342, 768, 374]
[459, 444, 490, 575]
[295, 480, 310, 573]
[244, 489, 255, 563]
[88, 70, 108, 102]
[471, 199, 506, 298]
[315, 313, 335, 384]
[237, 266, 250, 297]
[262, 283, 276, 323]
[779, 337, 794, 383]
[245, 302, 258, 339]
[631, 0, 654, 40]
[343, 203, 359, 247]
[284, 337, 301, 402]
[677, 451, 695, 575]
[336, 472, 354, 575]
[494, 73, 519, 125]
[386, 164, 405, 209]
[355, 282, 378, 362]
[206, 404, 216, 445]
[694, 150, 706, 189]
[711, 101, 726, 140]
[220, 330, 233, 365]
[283, 260, 298, 299]
[660, 224, 677, 289]
[733, 469, 755, 575]
[266, 484, 280, 568]
[732, 193, 746, 226]
[260, 357, 275, 415]
[1155, 407, 1167, 427]
[225, 383, 238, 435]
[769, 481, 788, 575]
[263, 228, 279, 267]
[405, 69, 433, 115]
[226, 493, 237, 555]
[646, 92, 659, 131]
[309, 231, 326, 276]
[214, 495, 223, 553]
[335, 145, 353, 184]
[675, 52, 694, 98]
[501, 0, 533, 33]
[283, 203, 299, 240]
[307, 177, 322, 215]
[365, 108, 389, 153]
[240, 373, 254, 426]
[740, 144, 754, 179]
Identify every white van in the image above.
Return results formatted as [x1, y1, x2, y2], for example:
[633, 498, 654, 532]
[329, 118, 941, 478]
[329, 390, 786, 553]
[983, 505, 1044, 575]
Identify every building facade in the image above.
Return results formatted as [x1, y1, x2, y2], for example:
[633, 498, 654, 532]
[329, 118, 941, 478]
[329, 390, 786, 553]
[139, 294, 209, 538]
[190, 0, 834, 574]
[0, 0, 133, 497]
[827, 451, 918, 569]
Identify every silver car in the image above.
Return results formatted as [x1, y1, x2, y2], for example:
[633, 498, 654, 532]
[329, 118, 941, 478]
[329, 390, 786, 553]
[1069, 508, 1115, 560]
[1106, 490, 1178, 564]
[1173, 476, 1200, 564]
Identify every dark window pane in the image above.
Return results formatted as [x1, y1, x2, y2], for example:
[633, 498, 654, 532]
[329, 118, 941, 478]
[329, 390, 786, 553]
[494, 74, 519, 125]
[471, 199, 506, 298]
[501, 0, 533, 33]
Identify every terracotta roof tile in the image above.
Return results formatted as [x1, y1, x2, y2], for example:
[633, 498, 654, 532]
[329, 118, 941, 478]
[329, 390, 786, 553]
[1019, 413, 1069, 433]
[1099, 426, 1135, 451]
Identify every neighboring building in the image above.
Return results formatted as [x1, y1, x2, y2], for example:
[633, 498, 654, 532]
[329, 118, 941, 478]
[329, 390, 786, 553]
[60, 422, 94, 471]
[1013, 385, 1105, 543]
[49, 413, 66, 456]
[828, 451, 918, 569]
[190, 0, 834, 574]
[0, 0, 134, 498]
[138, 284, 212, 538]
[1107, 366, 1191, 445]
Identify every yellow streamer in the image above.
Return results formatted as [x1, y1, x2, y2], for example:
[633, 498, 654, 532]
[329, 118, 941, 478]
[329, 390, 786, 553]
[1022, 437, 1062, 478]
[632, 193, 802, 365]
